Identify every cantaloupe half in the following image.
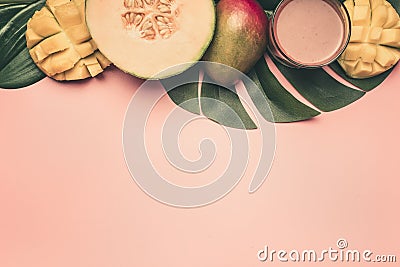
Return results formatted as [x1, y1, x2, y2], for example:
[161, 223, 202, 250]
[86, 0, 216, 79]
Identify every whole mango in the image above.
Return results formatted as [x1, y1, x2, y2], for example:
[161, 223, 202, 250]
[203, 0, 268, 84]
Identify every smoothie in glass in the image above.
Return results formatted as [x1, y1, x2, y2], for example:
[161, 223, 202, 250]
[268, 0, 350, 67]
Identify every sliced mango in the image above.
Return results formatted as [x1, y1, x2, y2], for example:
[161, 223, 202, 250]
[353, 61, 373, 77]
[368, 27, 383, 42]
[26, 0, 111, 81]
[371, 0, 385, 9]
[349, 26, 369, 42]
[339, 0, 400, 78]
[384, 6, 400, 28]
[353, 6, 371, 26]
[375, 45, 397, 67]
[343, 44, 361, 60]
[360, 44, 377, 63]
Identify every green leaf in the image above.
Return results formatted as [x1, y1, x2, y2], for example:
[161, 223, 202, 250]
[0, 0, 41, 3]
[201, 77, 257, 129]
[274, 59, 365, 112]
[0, 4, 28, 28]
[163, 71, 256, 130]
[162, 69, 201, 115]
[257, 0, 281, 11]
[164, 0, 400, 126]
[388, 0, 399, 10]
[0, 0, 46, 89]
[0, 48, 45, 88]
[246, 57, 320, 122]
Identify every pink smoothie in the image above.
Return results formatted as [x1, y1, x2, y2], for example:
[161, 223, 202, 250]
[275, 0, 346, 65]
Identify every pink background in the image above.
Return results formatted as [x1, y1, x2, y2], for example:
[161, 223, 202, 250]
[0, 63, 399, 266]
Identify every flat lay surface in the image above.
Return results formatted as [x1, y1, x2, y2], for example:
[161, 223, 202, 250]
[0, 62, 399, 266]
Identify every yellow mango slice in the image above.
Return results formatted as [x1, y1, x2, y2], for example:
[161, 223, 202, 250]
[353, 61, 373, 77]
[343, 59, 359, 71]
[74, 42, 96, 58]
[28, 8, 61, 37]
[353, 6, 371, 26]
[343, 44, 361, 60]
[94, 51, 112, 69]
[368, 27, 383, 42]
[380, 29, 400, 45]
[355, 0, 370, 5]
[384, 5, 400, 28]
[26, 0, 111, 81]
[371, 0, 385, 10]
[38, 32, 70, 55]
[350, 26, 369, 42]
[375, 45, 397, 67]
[372, 61, 387, 74]
[26, 29, 43, 48]
[29, 45, 48, 63]
[338, 0, 400, 78]
[371, 5, 388, 27]
[360, 44, 377, 63]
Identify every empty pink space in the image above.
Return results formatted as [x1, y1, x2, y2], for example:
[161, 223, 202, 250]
[0, 65, 399, 267]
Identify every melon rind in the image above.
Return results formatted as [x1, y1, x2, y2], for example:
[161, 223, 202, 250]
[85, 0, 216, 79]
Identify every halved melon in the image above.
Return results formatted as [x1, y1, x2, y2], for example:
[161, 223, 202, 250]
[86, 0, 216, 79]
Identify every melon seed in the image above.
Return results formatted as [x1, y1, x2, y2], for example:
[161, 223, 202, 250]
[135, 0, 143, 8]
[134, 14, 143, 25]
[121, 0, 178, 40]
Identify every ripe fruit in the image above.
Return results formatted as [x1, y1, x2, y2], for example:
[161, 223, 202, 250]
[203, 0, 268, 84]
[26, 0, 111, 81]
[86, 0, 216, 79]
[338, 0, 400, 79]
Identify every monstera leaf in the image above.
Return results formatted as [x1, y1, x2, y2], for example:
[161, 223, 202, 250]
[0, 0, 398, 127]
[166, 0, 400, 127]
[0, 0, 45, 89]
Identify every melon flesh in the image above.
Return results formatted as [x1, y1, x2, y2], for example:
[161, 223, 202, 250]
[86, 0, 215, 79]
